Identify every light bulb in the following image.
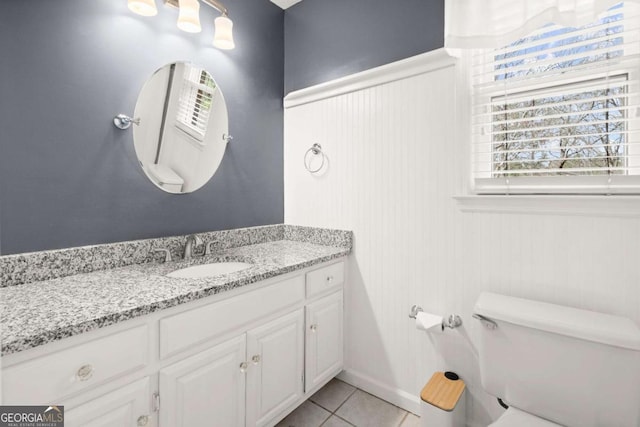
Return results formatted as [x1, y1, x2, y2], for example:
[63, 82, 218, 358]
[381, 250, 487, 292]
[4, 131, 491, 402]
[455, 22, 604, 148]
[213, 15, 235, 50]
[128, 0, 158, 17]
[178, 0, 202, 33]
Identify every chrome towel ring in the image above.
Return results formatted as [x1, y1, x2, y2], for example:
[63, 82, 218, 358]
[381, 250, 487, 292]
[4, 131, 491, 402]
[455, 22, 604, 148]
[304, 143, 326, 173]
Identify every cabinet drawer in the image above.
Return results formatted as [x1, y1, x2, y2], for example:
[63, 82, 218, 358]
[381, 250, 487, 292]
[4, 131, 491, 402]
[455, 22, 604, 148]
[306, 262, 344, 298]
[65, 377, 151, 427]
[160, 275, 305, 359]
[2, 325, 148, 404]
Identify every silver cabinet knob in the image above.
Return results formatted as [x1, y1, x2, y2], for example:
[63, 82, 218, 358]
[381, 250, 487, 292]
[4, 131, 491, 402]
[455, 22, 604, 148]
[310, 324, 318, 332]
[76, 364, 94, 381]
[239, 362, 248, 373]
[326, 276, 334, 284]
[252, 354, 261, 365]
[137, 415, 150, 426]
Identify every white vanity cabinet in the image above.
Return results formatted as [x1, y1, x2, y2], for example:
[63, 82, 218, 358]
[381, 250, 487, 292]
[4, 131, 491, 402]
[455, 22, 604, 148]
[0, 258, 346, 427]
[159, 335, 247, 427]
[159, 309, 305, 427]
[1, 325, 149, 405]
[305, 291, 343, 391]
[246, 309, 305, 427]
[64, 377, 152, 427]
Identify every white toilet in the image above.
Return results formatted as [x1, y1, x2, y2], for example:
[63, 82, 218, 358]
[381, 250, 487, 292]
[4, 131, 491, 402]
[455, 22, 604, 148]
[147, 163, 184, 193]
[474, 292, 640, 427]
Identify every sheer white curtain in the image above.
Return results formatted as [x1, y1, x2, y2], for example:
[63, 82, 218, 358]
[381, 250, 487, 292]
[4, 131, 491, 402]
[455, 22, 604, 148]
[445, 0, 640, 48]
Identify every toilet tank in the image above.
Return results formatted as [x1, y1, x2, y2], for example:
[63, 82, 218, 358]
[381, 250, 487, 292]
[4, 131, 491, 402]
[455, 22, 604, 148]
[474, 292, 640, 427]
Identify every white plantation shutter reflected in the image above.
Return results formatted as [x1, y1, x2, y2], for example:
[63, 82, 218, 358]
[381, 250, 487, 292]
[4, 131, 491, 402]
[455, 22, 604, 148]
[176, 65, 216, 143]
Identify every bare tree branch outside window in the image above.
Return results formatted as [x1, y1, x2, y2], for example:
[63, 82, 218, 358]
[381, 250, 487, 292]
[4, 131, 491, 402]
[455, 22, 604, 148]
[490, 6, 628, 177]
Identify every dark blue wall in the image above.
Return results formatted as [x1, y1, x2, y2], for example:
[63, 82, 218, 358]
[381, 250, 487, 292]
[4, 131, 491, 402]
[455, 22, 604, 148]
[284, 0, 445, 94]
[0, 0, 446, 255]
[0, 0, 284, 254]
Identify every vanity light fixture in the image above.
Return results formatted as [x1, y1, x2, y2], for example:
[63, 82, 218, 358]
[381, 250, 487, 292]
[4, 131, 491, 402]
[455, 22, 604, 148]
[177, 0, 202, 33]
[213, 13, 234, 50]
[127, 0, 235, 50]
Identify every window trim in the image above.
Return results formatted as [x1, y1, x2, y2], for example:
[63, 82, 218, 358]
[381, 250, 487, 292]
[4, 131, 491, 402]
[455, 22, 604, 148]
[455, 194, 640, 217]
[474, 68, 639, 193]
[470, 4, 640, 195]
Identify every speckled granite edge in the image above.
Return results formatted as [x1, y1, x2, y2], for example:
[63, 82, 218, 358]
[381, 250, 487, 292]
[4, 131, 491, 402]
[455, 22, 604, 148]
[0, 225, 284, 288]
[0, 224, 352, 288]
[1, 241, 351, 356]
[284, 224, 353, 249]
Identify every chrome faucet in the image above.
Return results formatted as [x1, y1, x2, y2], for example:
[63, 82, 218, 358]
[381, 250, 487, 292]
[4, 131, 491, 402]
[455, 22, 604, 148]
[205, 238, 220, 255]
[184, 234, 203, 260]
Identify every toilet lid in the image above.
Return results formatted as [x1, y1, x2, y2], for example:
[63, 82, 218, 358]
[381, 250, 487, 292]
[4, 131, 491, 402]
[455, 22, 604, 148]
[489, 408, 563, 427]
[147, 164, 184, 186]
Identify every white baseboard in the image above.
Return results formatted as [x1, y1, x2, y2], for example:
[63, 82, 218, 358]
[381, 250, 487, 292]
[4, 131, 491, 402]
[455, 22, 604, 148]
[337, 369, 421, 415]
[337, 369, 481, 427]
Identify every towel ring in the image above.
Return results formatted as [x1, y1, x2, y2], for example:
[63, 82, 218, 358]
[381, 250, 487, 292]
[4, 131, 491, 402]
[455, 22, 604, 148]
[304, 143, 325, 173]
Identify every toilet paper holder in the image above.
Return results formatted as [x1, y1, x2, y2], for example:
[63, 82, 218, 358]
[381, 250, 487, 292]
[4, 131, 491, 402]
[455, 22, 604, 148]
[409, 305, 463, 330]
[409, 305, 423, 319]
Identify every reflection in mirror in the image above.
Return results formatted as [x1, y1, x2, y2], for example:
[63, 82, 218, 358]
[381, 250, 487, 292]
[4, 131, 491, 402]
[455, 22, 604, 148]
[133, 62, 229, 194]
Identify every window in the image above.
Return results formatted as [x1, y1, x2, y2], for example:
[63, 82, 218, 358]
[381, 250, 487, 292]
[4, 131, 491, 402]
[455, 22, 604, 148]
[175, 65, 217, 143]
[472, 2, 640, 194]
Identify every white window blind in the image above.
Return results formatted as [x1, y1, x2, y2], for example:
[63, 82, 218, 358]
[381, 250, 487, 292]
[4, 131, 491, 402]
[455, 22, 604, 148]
[175, 65, 216, 143]
[472, 2, 640, 194]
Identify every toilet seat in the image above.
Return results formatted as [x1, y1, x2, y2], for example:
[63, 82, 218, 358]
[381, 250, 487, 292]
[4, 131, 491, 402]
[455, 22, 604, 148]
[489, 408, 563, 427]
[147, 164, 184, 187]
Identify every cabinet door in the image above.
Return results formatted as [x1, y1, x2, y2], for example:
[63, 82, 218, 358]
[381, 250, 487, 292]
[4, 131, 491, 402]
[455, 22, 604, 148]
[65, 377, 151, 427]
[305, 291, 343, 391]
[159, 335, 246, 427]
[246, 309, 305, 427]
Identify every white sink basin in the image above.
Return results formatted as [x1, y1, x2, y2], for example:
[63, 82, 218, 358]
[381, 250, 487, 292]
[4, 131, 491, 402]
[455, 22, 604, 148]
[167, 262, 252, 279]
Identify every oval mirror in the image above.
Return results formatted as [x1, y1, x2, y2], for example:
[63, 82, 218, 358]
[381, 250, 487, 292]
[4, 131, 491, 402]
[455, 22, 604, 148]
[133, 62, 229, 194]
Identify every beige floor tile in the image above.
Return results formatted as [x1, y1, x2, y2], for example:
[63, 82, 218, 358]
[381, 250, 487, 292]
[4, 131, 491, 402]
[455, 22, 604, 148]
[399, 413, 420, 427]
[335, 390, 407, 427]
[310, 379, 357, 412]
[321, 415, 354, 427]
[276, 400, 331, 427]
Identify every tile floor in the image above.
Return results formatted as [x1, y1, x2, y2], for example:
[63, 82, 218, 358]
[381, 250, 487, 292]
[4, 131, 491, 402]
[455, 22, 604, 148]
[276, 379, 420, 427]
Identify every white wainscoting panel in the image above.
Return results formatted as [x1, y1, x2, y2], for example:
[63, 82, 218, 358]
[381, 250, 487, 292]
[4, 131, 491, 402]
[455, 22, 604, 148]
[283, 50, 640, 426]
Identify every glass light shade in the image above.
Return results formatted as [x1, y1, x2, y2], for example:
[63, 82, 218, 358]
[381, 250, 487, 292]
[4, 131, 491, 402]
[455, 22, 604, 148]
[128, 0, 158, 16]
[213, 15, 235, 50]
[177, 0, 202, 33]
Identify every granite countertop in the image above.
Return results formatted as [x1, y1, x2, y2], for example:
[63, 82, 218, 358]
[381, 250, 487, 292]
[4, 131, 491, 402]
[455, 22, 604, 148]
[0, 239, 350, 356]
